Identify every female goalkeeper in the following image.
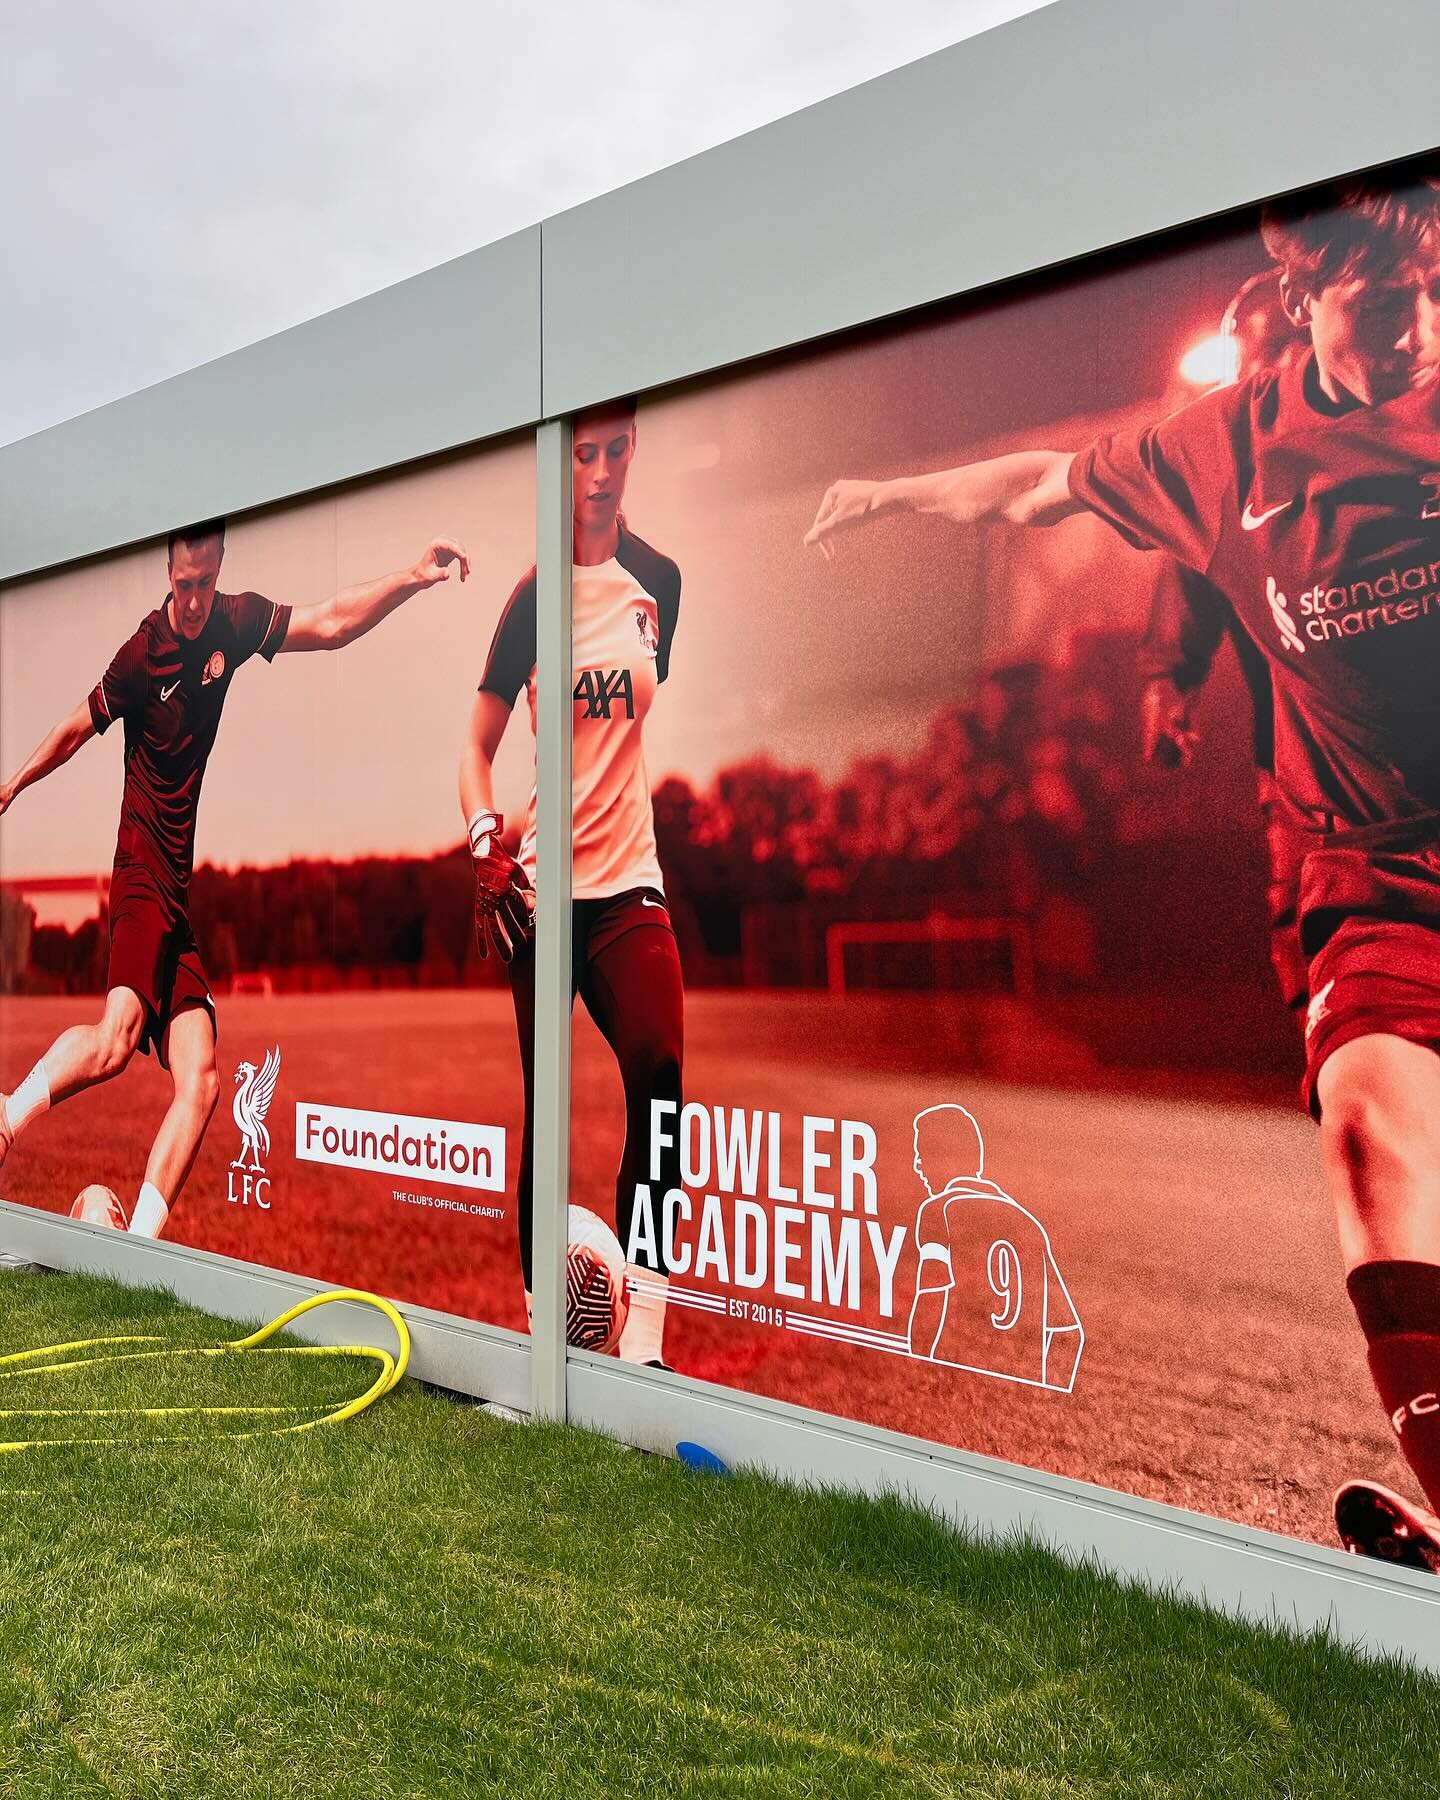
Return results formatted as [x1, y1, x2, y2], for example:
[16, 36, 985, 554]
[458, 399, 683, 1366]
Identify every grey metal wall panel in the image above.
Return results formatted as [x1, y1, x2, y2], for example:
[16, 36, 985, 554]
[0, 226, 542, 581]
[0, 1202, 532, 1411]
[541, 0, 1440, 414]
[530, 419, 573, 1422]
[569, 1361, 1440, 1674]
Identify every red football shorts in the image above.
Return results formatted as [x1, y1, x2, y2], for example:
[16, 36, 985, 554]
[1298, 826, 1440, 1117]
[107, 862, 216, 1061]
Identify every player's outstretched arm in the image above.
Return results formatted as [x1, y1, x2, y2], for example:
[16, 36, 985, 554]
[1138, 565, 1231, 769]
[1140, 678, 1203, 770]
[0, 700, 98, 817]
[280, 536, 470, 653]
[459, 690, 512, 824]
[804, 451, 1080, 553]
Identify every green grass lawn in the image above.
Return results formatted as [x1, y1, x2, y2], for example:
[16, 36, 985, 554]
[0, 1272, 1436, 1799]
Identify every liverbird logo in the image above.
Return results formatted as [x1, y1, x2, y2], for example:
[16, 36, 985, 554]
[231, 1046, 282, 1179]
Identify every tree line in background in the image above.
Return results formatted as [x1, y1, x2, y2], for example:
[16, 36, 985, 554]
[0, 627, 1272, 1009]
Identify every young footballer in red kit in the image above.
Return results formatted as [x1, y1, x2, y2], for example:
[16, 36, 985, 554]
[807, 168, 1440, 1566]
[0, 521, 469, 1237]
[459, 399, 683, 1367]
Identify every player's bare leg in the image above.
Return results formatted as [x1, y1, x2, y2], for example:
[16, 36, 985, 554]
[1320, 1033, 1440, 1267]
[131, 1003, 220, 1238]
[0, 987, 145, 1169]
[1318, 1032, 1440, 1564]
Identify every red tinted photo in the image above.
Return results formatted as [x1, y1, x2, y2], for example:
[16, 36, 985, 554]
[0, 443, 535, 1328]
[563, 157, 1440, 1571]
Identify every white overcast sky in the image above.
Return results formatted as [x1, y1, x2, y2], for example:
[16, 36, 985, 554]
[0, 1, 1048, 447]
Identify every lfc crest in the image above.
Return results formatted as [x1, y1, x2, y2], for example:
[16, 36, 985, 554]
[228, 1045, 281, 1209]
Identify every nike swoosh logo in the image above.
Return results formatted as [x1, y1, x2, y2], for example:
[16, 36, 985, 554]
[1241, 498, 1293, 531]
[641, 896, 665, 909]
[160, 680, 182, 701]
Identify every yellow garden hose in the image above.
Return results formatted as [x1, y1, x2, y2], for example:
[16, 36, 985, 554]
[0, 1287, 411, 1454]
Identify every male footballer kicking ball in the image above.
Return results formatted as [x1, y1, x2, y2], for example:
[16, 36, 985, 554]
[807, 167, 1440, 1569]
[0, 519, 469, 1237]
[459, 398, 684, 1367]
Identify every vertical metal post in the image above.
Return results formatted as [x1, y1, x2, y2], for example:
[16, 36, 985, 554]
[530, 417, 572, 1420]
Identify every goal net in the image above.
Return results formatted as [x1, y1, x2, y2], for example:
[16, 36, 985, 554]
[824, 914, 1034, 1001]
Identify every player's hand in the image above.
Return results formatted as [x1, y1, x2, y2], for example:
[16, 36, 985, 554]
[1140, 677, 1199, 770]
[412, 537, 470, 588]
[469, 812, 534, 962]
[475, 856, 534, 963]
[804, 480, 883, 559]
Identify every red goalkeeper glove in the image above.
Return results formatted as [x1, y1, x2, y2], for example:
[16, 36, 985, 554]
[469, 810, 534, 962]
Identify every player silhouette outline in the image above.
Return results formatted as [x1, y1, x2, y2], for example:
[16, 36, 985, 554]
[907, 1103, 1083, 1391]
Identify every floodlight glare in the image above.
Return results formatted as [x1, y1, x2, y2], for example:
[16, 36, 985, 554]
[1178, 331, 1242, 387]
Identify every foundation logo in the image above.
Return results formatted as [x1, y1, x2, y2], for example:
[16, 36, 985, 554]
[229, 1045, 281, 1210]
[202, 649, 226, 686]
[295, 1100, 505, 1193]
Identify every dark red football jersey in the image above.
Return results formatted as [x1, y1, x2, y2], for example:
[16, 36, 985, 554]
[1071, 355, 1440, 834]
[1139, 560, 1277, 773]
[88, 591, 290, 908]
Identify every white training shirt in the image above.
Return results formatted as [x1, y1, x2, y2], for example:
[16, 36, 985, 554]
[480, 524, 681, 900]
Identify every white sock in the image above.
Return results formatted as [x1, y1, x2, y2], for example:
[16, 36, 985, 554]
[4, 1060, 51, 1138]
[618, 1264, 668, 1365]
[130, 1181, 170, 1238]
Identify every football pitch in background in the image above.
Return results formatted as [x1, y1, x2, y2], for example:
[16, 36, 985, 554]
[0, 981, 1398, 1549]
[0, 989, 528, 1332]
[571, 989, 1394, 1550]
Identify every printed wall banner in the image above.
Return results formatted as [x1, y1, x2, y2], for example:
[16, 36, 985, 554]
[0, 442, 535, 1328]
[562, 154, 1440, 1576]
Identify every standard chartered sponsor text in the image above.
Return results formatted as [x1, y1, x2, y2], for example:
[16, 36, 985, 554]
[1297, 559, 1440, 640]
[297, 1101, 505, 1192]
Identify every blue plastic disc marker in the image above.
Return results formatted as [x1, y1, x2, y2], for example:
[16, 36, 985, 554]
[676, 1440, 731, 1476]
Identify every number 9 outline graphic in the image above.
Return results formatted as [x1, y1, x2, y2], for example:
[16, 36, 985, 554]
[987, 1238, 1023, 1331]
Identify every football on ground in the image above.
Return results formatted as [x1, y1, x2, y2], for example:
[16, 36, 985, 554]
[566, 1205, 628, 1353]
[69, 1185, 128, 1230]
